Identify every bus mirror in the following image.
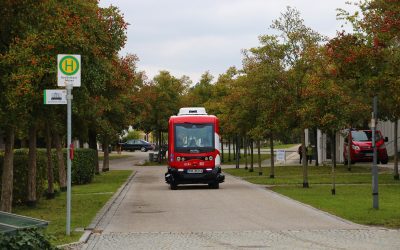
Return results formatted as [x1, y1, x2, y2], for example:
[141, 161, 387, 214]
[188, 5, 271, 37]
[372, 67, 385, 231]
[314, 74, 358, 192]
[385, 137, 388, 142]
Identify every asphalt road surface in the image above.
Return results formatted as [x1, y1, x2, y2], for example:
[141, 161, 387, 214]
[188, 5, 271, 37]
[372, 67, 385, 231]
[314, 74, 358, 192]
[80, 152, 400, 250]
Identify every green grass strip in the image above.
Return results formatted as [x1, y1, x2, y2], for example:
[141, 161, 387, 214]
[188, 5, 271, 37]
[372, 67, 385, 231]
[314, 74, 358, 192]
[225, 165, 400, 228]
[14, 170, 133, 245]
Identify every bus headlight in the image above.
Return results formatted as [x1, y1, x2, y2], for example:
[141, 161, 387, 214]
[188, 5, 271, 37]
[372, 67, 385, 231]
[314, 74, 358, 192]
[176, 157, 181, 161]
[209, 156, 213, 161]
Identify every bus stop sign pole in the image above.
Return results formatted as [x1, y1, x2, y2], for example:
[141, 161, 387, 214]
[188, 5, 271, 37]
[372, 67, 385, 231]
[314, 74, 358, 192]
[66, 84, 73, 235]
[58, 54, 81, 235]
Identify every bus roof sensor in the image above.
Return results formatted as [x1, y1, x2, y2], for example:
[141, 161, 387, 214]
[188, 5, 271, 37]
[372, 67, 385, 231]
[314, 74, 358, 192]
[178, 107, 207, 116]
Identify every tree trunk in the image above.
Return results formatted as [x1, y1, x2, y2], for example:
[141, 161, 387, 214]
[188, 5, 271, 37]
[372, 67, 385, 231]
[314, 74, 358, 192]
[158, 130, 162, 163]
[235, 135, 240, 169]
[394, 120, 399, 180]
[53, 132, 67, 191]
[228, 138, 231, 162]
[88, 128, 100, 175]
[45, 122, 55, 199]
[1, 127, 15, 212]
[27, 124, 37, 207]
[250, 139, 254, 172]
[333, 131, 337, 169]
[302, 129, 309, 188]
[244, 137, 248, 170]
[257, 140, 262, 175]
[233, 137, 236, 161]
[331, 131, 337, 195]
[221, 138, 224, 163]
[102, 137, 110, 172]
[347, 127, 351, 171]
[270, 134, 275, 178]
[314, 128, 319, 166]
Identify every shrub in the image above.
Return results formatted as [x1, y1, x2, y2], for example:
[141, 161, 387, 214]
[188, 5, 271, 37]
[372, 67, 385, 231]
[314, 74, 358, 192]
[0, 228, 57, 250]
[70, 148, 96, 184]
[0, 148, 97, 204]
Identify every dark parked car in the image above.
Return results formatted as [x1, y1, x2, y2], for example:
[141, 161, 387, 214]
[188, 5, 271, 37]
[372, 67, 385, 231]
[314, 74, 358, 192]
[119, 139, 155, 152]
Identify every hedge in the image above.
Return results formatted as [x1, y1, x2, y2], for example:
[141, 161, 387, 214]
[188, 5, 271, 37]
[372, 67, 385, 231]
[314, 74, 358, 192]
[0, 148, 97, 204]
[68, 148, 97, 185]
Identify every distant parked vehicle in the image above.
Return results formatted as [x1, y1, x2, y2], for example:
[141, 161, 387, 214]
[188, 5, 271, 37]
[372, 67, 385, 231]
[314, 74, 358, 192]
[119, 139, 155, 152]
[344, 130, 389, 164]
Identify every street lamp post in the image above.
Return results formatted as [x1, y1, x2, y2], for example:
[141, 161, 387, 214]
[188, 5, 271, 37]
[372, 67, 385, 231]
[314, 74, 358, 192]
[371, 96, 379, 209]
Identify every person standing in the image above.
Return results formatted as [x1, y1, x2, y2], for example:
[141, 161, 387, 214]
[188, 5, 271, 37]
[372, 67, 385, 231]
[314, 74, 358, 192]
[298, 145, 302, 164]
[306, 144, 313, 164]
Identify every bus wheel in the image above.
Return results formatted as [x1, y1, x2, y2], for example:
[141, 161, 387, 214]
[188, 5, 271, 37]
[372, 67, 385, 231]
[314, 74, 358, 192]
[209, 182, 219, 189]
[170, 183, 178, 190]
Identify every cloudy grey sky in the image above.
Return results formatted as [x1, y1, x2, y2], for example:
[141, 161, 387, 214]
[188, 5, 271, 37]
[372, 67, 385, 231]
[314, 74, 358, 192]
[99, 0, 357, 84]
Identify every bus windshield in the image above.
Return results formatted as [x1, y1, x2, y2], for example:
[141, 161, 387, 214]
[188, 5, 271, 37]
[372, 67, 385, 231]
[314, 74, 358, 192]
[174, 123, 214, 153]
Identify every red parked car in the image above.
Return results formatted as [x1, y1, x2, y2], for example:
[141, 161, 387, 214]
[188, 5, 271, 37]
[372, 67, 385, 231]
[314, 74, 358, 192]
[344, 130, 389, 164]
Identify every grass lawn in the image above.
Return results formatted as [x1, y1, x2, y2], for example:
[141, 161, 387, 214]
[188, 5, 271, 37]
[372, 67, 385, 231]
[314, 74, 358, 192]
[139, 159, 168, 166]
[98, 153, 132, 161]
[222, 153, 271, 165]
[262, 143, 299, 149]
[224, 164, 400, 228]
[14, 170, 133, 246]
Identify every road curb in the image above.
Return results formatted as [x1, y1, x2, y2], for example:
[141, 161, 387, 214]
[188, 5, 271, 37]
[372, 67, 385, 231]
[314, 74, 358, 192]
[59, 171, 137, 249]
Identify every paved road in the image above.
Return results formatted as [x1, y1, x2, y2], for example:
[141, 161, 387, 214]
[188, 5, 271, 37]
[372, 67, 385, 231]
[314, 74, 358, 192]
[79, 152, 400, 250]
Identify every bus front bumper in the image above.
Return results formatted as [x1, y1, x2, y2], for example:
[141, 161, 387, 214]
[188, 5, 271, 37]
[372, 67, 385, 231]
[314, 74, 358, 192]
[165, 167, 225, 185]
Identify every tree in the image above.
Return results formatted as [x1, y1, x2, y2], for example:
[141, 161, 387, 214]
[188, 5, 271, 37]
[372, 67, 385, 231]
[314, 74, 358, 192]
[0, 0, 51, 211]
[270, 6, 324, 187]
[0, 0, 131, 211]
[242, 35, 288, 178]
[350, 0, 400, 179]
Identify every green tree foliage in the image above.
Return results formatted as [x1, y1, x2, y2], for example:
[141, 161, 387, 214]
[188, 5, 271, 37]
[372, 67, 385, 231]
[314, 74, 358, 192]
[135, 71, 188, 143]
[182, 71, 214, 107]
[0, 0, 135, 211]
[135, 71, 188, 162]
[206, 67, 238, 138]
[123, 130, 141, 141]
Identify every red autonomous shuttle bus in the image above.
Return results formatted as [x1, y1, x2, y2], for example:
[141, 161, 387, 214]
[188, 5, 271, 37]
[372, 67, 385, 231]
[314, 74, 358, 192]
[165, 107, 225, 190]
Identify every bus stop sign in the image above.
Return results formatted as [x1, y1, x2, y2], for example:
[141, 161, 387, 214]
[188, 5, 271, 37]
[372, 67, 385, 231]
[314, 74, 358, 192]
[57, 54, 81, 87]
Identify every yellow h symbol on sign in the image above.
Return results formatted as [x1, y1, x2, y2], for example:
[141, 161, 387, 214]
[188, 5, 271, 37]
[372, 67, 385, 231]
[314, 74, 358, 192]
[65, 59, 74, 72]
